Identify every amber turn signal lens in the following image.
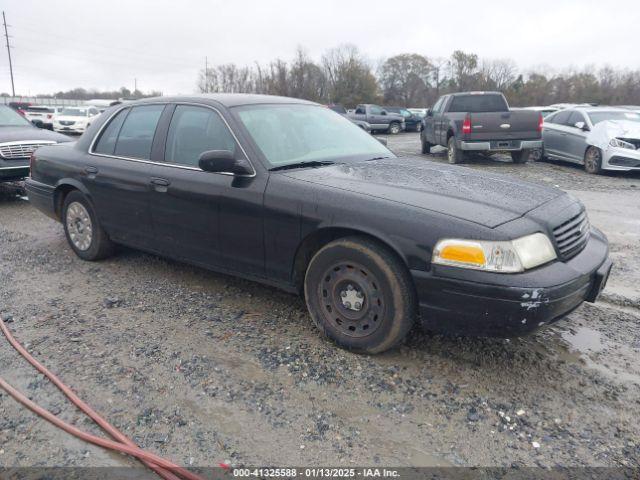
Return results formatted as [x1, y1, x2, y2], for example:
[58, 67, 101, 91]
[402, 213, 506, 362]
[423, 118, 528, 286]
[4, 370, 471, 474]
[438, 244, 485, 265]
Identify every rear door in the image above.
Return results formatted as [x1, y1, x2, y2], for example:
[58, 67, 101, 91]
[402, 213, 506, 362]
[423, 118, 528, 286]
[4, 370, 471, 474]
[87, 104, 164, 246]
[542, 110, 572, 157]
[368, 105, 387, 130]
[148, 103, 266, 275]
[563, 111, 589, 162]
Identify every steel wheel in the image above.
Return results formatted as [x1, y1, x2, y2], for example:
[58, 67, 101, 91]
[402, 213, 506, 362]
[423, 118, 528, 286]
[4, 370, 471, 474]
[389, 123, 400, 135]
[584, 147, 602, 174]
[65, 201, 93, 251]
[318, 262, 385, 338]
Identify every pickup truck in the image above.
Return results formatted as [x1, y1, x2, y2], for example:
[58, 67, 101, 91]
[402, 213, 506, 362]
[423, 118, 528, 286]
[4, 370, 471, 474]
[421, 92, 543, 164]
[348, 104, 405, 134]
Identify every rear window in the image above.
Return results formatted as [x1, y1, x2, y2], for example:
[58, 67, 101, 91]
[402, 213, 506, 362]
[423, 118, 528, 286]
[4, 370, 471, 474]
[448, 94, 509, 113]
[26, 106, 54, 113]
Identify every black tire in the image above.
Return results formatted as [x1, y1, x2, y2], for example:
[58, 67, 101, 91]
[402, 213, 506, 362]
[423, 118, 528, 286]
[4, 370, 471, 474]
[447, 136, 465, 164]
[510, 149, 530, 164]
[421, 132, 432, 154]
[304, 236, 417, 354]
[584, 146, 603, 174]
[530, 148, 544, 162]
[387, 122, 401, 135]
[62, 190, 114, 261]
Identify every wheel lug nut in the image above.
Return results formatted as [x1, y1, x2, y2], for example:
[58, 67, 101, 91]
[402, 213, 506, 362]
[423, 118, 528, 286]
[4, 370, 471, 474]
[356, 292, 363, 298]
[354, 302, 362, 310]
[345, 302, 351, 309]
[341, 291, 347, 297]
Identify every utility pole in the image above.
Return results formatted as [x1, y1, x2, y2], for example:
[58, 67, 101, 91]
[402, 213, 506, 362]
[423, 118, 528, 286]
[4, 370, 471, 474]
[2, 11, 15, 97]
[134, 77, 137, 93]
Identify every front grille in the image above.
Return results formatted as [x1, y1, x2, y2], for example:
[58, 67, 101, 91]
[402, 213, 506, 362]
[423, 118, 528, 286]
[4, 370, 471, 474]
[0, 142, 56, 160]
[59, 120, 75, 126]
[552, 210, 590, 260]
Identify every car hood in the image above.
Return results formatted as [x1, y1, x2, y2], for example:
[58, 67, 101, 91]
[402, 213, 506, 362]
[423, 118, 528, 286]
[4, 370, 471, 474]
[283, 157, 565, 228]
[0, 126, 73, 143]
[587, 120, 640, 147]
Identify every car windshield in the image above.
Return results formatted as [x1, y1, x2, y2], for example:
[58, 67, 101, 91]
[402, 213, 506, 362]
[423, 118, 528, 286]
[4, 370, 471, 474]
[0, 106, 32, 126]
[61, 108, 88, 116]
[234, 104, 394, 167]
[587, 111, 640, 125]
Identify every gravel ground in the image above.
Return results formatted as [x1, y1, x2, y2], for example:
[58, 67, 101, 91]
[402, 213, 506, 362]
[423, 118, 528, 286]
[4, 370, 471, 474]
[0, 133, 639, 471]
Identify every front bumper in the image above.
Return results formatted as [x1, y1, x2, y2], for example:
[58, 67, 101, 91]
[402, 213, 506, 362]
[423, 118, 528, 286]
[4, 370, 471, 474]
[54, 125, 86, 134]
[0, 158, 30, 181]
[602, 146, 640, 171]
[459, 140, 543, 151]
[412, 228, 611, 337]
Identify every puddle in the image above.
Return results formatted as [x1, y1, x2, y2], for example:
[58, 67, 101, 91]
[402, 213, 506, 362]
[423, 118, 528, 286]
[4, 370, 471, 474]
[561, 326, 605, 354]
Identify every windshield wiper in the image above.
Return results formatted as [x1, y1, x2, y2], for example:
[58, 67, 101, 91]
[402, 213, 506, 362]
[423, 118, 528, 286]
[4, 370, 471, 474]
[270, 160, 336, 171]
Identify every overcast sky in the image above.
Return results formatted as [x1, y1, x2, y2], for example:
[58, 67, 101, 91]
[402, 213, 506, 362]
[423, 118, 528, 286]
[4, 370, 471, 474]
[2, 0, 639, 96]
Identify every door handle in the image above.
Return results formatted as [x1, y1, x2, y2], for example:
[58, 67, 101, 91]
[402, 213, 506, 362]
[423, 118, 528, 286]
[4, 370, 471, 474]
[151, 177, 170, 193]
[84, 166, 98, 175]
[151, 178, 170, 186]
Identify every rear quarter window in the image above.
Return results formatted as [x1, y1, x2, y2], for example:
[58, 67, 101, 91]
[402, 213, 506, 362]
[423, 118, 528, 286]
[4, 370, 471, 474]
[93, 108, 129, 155]
[113, 105, 165, 159]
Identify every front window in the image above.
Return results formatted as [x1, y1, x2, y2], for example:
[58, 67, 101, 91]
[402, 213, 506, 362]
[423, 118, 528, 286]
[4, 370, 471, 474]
[587, 111, 640, 125]
[234, 104, 394, 167]
[0, 106, 32, 126]
[61, 108, 89, 117]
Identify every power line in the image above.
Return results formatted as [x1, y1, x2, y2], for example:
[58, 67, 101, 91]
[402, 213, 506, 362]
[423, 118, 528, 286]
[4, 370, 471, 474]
[2, 11, 15, 96]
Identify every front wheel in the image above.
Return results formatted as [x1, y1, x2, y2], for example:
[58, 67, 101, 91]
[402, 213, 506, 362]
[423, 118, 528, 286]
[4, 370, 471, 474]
[510, 149, 530, 164]
[304, 237, 416, 354]
[388, 122, 401, 135]
[62, 190, 115, 261]
[584, 146, 603, 174]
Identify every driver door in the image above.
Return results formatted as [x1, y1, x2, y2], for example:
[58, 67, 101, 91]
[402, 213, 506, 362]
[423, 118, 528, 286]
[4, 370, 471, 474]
[149, 103, 266, 275]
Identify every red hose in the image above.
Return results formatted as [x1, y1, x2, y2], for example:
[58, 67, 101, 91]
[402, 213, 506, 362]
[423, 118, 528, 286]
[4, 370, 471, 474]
[0, 317, 206, 480]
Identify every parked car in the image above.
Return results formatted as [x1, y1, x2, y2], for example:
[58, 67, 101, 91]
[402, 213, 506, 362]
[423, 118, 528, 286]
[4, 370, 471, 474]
[327, 104, 371, 133]
[52, 106, 102, 134]
[8, 101, 31, 116]
[522, 106, 559, 118]
[408, 108, 428, 117]
[23, 105, 63, 130]
[0, 105, 72, 182]
[26, 94, 611, 353]
[421, 92, 543, 164]
[541, 107, 640, 173]
[347, 104, 405, 134]
[383, 106, 423, 132]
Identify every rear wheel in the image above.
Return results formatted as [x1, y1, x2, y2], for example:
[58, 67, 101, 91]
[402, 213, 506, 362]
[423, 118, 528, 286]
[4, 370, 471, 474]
[62, 190, 114, 261]
[511, 149, 530, 164]
[584, 146, 603, 174]
[304, 237, 416, 354]
[447, 136, 464, 164]
[388, 122, 401, 135]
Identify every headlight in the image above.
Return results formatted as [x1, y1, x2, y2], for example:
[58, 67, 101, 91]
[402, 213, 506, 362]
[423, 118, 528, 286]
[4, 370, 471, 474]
[609, 138, 636, 150]
[432, 233, 557, 273]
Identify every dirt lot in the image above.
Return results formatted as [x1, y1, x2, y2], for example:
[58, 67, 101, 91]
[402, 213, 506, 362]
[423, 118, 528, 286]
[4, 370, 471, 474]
[1, 133, 639, 471]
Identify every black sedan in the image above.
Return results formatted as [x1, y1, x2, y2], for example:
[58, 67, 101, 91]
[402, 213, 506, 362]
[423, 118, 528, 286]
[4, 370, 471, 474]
[0, 106, 72, 182]
[25, 94, 612, 353]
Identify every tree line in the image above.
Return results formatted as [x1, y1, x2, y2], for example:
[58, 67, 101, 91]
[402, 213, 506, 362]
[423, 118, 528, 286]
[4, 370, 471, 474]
[197, 46, 640, 108]
[0, 87, 163, 101]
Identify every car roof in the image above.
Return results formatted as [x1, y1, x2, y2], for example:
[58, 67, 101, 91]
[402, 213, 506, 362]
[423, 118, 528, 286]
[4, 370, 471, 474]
[573, 106, 635, 113]
[133, 93, 317, 108]
[449, 91, 502, 96]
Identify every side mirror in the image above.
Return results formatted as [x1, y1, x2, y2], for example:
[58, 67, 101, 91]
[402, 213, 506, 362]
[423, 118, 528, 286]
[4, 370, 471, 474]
[574, 121, 589, 131]
[198, 150, 253, 175]
[380, 110, 387, 116]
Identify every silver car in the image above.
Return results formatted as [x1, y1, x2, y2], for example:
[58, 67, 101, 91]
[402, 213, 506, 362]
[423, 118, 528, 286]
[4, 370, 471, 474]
[542, 107, 640, 174]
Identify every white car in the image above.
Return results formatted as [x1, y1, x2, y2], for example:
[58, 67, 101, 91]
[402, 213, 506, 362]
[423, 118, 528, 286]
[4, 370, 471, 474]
[541, 107, 640, 173]
[23, 105, 63, 130]
[52, 106, 101, 134]
[522, 106, 559, 118]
